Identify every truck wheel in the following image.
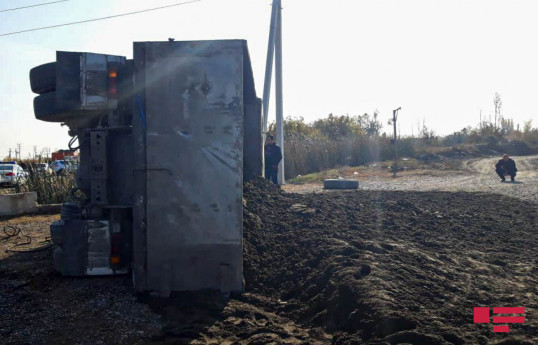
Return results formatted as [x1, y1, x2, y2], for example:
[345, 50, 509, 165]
[33, 92, 60, 122]
[61, 202, 81, 220]
[30, 62, 56, 94]
[323, 179, 359, 190]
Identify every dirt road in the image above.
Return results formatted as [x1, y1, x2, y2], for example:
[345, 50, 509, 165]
[284, 155, 538, 204]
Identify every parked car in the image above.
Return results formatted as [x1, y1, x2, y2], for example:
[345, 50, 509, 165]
[50, 160, 78, 174]
[33, 162, 51, 173]
[50, 160, 67, 175]
[0, 162, 27, 187]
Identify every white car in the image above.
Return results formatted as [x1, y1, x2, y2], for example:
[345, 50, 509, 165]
[0, 163, 27, 187]
[33, 163, 51, 173]
[50, 160, 76, 174]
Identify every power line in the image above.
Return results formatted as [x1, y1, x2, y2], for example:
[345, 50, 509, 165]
[0, 0, 69, 13]
[0, 0, 201, 37]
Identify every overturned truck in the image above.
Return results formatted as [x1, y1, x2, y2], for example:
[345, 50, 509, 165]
[30, 40, 263, 297]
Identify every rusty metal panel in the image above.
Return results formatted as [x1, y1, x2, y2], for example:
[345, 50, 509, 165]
[136, 40, 245, 295]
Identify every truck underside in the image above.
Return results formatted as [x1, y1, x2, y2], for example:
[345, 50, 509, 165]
[31, 40, 263, 296]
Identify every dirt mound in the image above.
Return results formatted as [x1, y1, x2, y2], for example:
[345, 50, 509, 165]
[475, 140, 538, 157]
[1, 178, 537, 344]
[243, 178, 538, 344]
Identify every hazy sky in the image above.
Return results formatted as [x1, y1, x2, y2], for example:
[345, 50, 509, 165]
[1, 0, 538, 157]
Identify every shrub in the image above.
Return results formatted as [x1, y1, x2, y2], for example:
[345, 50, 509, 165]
[16, 169, 76, 204]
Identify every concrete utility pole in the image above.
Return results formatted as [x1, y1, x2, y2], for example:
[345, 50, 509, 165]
[262, 0, 278, 133]
[493, 92, 502, 131]
[392, 107, 401, 178]
[263, 0, 285, 184]
[16, 143, 22, 161]
[275, 1, 284, 184]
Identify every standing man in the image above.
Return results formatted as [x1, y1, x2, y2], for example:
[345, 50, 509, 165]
[264, 134, 282, 185]
[495, 154, 517, 182]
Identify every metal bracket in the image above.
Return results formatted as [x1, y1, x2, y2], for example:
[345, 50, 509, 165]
[90, 130, 108, 204]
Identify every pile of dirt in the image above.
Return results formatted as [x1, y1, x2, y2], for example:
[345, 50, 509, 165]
[422, 141, 538, 161]
[1, 178, 537, 344]
[475, 141, 537, 157]
[243, 178, 538, 344]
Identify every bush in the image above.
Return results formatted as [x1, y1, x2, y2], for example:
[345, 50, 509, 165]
[16, 169, 76, 204]
[271, 115, 395, 179]
[271, 114, 538, 180]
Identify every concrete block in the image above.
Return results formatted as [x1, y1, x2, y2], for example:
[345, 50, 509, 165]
[0, 192, 38, 217]
[324, 179, 359, 190]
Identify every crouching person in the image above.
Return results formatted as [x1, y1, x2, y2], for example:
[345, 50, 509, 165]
[495, 154, 517, 182]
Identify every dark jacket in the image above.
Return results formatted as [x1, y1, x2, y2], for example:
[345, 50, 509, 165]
[495, 158, 517, 174]
[265, 143, 282, 168]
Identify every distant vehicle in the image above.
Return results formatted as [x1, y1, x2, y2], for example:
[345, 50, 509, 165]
[33, 162, 51, 173]
[50, 160, 77, 174]
[50, 160, 67, 175]
[0, 162, 27, 187]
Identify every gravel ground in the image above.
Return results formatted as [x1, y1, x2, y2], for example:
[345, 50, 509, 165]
[284, 155, 538, 205]
[0, 187, 17, 195]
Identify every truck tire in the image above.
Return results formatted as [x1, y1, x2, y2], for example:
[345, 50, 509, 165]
[61, 202, 82, 220]
[323, 179, 359, 190]
[30, 62, 56, 94]
[50, 220, 65, 245]
[33, 92, 59, 122]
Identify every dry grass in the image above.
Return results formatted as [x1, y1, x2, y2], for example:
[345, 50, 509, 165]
[288, 158, 463, 184]
[15, 170, 76, 204]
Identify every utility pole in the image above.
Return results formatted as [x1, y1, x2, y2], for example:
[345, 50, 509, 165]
[493, 92, 502, 131]
[392, 107, 401, 178]
[275, 1, 284, 184]
[262, 0, 285, 184]
[8, 148, 12, 160]
[16, 143, 22, 161]
[262, 0, 279, 133]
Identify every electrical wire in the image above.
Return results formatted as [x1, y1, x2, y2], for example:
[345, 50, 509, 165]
[0, 0, 201, 37]
[2, 225, 22, 238]
[0, 0, 68, 13]
[2, 225, 53, 253]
